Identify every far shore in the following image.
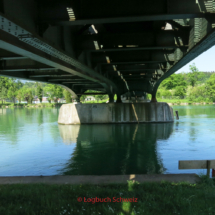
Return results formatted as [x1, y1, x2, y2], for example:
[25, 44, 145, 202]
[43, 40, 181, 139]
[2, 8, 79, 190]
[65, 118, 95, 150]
[0, 102, 214, 108]
[167, 102, 215, 106]
[0, 103, 64, 108]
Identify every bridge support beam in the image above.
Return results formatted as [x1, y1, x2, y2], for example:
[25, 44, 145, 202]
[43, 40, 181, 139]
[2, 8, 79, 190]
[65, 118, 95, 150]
[150, 97, 157, 103]
[58, 103, 174, 124]
[75, 97, 81, 103]
[108, 94, 114, 103]
[116, 94, 122, 103]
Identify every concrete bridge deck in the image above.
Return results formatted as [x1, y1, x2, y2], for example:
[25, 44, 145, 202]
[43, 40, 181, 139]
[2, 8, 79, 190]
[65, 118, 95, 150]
[1, 0, 215, 101]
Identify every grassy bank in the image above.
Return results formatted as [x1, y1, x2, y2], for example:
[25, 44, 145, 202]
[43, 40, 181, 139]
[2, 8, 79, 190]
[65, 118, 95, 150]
[157, 98, 214, 105]
[0, 100, 214, 107]
[0, 100, 109, 108]
[0, 176, 215, 215]
[157, 98, 190, 104]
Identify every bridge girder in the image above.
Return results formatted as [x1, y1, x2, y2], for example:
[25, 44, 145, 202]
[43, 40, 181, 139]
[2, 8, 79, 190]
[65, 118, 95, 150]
[1, 0, 215, 99]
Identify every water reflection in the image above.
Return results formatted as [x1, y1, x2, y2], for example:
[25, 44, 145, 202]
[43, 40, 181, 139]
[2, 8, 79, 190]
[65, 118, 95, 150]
[59, 123, 174, 175]
[174, 105, 215, 117]
[58, 124, 80, 145]
[0, 108, 60, 145]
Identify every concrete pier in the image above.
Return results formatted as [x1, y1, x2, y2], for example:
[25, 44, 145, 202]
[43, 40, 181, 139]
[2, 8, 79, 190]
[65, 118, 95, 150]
[58, 102, 174, 124]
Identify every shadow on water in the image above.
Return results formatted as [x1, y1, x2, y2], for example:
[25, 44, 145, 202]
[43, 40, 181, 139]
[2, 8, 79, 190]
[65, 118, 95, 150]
[58, 123, 174, 175]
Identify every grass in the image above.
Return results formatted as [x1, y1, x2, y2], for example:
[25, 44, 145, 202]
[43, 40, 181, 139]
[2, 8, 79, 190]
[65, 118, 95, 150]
[157, 98, 213, 105]
[1, 176, 215, 215]
[157, 98, 190, 104]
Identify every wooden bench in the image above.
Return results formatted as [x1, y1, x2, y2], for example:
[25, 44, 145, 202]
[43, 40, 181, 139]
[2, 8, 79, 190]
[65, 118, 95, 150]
[179, 160, 215, 177]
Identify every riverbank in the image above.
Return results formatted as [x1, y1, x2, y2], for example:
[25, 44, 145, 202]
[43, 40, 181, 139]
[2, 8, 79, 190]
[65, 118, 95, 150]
[0, 100, 109, 108]
[0, 101, 214, 109]
[0, 103, 64, 108]
[167, 102, 214, 106]
[0, 175, 214, 215]
[157, 98, 215, 106]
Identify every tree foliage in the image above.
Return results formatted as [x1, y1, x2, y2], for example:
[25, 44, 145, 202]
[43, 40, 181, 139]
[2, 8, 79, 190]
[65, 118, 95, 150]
[206, 73, 215, 102]
[44, 84, 63, 103]
[157, 64, 215, 102]
[160, 73, 187, 90]
[186, 63, 205, 87]
[36, 84, 43, 103]
[21, 87, 33, 104]
[63, 89, 72, 103]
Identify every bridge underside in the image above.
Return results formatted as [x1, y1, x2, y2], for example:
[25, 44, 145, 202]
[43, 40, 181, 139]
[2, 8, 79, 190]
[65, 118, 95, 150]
[1, 0, 215, 101]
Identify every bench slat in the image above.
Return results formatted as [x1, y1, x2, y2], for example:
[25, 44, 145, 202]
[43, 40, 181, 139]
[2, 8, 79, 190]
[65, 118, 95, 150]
[179, 160, 215, 169]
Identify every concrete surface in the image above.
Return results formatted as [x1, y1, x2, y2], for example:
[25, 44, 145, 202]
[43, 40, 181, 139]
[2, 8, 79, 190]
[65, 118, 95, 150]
[0, 174, 199, 184]
[58, 102, 174, 124]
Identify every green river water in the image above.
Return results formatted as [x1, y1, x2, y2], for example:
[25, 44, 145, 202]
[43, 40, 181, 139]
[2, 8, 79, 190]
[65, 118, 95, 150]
[0, 105, 215, 176]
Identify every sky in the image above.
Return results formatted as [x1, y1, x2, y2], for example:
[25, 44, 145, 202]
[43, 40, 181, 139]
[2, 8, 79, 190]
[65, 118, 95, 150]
[176, 45, 215, 73]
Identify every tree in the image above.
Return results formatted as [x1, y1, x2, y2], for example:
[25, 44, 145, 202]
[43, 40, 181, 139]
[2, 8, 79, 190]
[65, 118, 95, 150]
[187, 85, 207, 102]
[16, 89, 22, 103]
[80, 94, 87, 102]
[206, 73, 215, 102]
[95, 94, 108, 101]
[187, 63, 202, 87]
[7, 86, 17, 104]
[0, 77, 11, 103]
[47, 98, 52, 103]
[162, 89, 172, 97]
[173, 86, 186, 97]
[21, 88, 33, 104]
[15, 80, 24, 89]
[44, 84, 63, 103]
[36, 83, 43, 103]
[160, 74, 187, 90]
[63, 89, 72, 103]
[0, 86, 8, 104]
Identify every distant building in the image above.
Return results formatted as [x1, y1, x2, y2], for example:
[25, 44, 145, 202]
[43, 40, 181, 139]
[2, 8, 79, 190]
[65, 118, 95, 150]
[42, 97, 49, 103]
[85, 96, 96, 101]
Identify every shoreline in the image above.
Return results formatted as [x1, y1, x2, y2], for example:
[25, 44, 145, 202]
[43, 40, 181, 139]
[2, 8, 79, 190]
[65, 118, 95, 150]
[0, 102, 214, 108]
[167, 102, 215, 106]
[0, 104, 63, 108]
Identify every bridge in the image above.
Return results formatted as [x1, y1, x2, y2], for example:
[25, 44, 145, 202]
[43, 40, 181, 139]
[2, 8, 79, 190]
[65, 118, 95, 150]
[1, 0, 215, 103]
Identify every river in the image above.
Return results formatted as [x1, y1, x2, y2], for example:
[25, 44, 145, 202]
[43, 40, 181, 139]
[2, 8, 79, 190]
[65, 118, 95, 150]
[0, 105, 215, 176]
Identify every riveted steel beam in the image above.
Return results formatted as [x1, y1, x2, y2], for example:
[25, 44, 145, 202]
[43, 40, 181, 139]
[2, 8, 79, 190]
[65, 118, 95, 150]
[0, 13, 120, 95]
[71, 83, 99, 85]
[89, 46, 180, 52]
[44, 14, 205, 26]
[29, 74, 75, 78]
[0, 68, 55, 72]
[106, 69, 157, 72]
[152, 27, 215, 97]
[61, 82, 94, 84]
[48, 79, 91, 82]
[99, 61, 167, 65]
[0, 56, 28, 60]
[118, 74, 155, 77]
